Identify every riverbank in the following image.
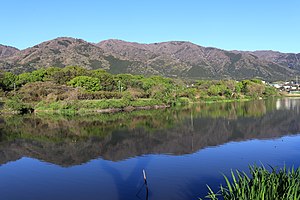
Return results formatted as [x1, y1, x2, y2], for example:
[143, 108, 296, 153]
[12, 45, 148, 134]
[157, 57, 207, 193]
[0, 96, 279, 115]
[282, 93, 300, 97]
[1, 98, 178, 115]
[0, 67, 280, 115]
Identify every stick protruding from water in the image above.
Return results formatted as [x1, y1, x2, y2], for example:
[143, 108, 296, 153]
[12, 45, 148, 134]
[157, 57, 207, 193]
[143, 169, 147, 185]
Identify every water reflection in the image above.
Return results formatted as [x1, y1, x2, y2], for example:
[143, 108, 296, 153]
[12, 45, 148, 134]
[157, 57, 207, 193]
[1, 98, 300, 200]
[276, 97, 300, 112]
[0, 98, 300, 166]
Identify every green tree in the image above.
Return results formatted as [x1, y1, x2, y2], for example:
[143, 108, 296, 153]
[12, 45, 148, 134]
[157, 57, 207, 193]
[15, 69, 47, 87]
[43, 67, 62, 81]
[235, 81, 243, 93]
[140, 76, 174, 97]
[68, 76, 101, 91]
[91, 69, 116, 91]
[1, 72, 16, 91]
[51, 66, 88, 84]
[16, 72, 33, 87]
[264, 86, 278, 96]
[242, 80, 265, 97]
[5, 95, 33, 113]
[31, 68, 47, 81]
[208, 85, 222, 96]
[114, 74, 144, 91]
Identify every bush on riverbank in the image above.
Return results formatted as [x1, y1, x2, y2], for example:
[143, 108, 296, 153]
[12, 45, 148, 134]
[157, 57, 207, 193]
[203, 165, 300, 200]
[0, 67, 280, 113]
[4, 96, 33, 114]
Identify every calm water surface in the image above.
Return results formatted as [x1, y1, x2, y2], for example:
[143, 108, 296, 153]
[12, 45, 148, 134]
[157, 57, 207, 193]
[0, 98, 300, 200]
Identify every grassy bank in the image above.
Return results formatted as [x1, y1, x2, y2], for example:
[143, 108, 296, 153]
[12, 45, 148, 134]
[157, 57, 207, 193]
[33, 98, 172, 114]
[0, 96, 275, 115]
[202, 165, 300, 200]
[197, 97, 252, 104]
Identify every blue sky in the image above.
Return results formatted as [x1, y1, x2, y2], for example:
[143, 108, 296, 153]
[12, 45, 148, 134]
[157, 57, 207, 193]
[1, 0, 300, 52]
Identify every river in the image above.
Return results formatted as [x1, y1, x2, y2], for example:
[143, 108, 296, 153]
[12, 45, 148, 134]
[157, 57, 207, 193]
[0, 98, 300, 200]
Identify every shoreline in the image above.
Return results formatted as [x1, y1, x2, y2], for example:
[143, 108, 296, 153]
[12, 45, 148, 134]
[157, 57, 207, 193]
[0, 96, 283, 115]
[34, 104, 171, 114]
[282, 93, 300, 97]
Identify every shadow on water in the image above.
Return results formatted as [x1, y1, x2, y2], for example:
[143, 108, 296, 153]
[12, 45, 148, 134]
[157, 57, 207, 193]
[100, 158, 152, 200]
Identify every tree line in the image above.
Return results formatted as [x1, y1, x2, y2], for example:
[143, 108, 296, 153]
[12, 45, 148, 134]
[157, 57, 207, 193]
[0, 66, 278, 113]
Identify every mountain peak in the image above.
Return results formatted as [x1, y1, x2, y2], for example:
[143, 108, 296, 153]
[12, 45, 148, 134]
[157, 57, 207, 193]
[0, 44, 19, 58]
[0, 37, 300, 81]
[29, 37, 91, 49]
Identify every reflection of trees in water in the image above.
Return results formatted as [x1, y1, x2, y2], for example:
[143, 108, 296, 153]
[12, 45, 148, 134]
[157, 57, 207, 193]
[194, 99, 269, 119]
[0, 99, 276, 140]
[0, 98, 299, 166]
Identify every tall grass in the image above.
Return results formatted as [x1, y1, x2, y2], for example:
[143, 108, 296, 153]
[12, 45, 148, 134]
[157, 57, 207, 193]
[203, 165, 300, 200]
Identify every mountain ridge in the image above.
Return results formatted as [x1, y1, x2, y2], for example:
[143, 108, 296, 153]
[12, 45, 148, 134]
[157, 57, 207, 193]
[0, 37, 299, 81]
[0, 44, 19, 58]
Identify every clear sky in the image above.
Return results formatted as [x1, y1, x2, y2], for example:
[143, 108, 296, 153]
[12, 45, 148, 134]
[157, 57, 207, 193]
[1, 0, 300, 53]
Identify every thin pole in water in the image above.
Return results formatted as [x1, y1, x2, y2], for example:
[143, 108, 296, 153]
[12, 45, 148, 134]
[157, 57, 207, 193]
[143, 169, 147, 185]
[136, 169, 149, 200]
[143, 169, 149, 200]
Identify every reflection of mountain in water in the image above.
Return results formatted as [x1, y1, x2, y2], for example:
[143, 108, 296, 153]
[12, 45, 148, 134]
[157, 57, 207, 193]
[0, 98, 300, 166]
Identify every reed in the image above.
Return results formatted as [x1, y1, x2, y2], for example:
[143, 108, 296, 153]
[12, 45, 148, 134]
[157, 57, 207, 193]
[203, 165, 300, 200]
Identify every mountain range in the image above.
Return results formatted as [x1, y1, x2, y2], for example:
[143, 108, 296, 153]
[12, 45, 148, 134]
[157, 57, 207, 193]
[1, 37, 300, 81]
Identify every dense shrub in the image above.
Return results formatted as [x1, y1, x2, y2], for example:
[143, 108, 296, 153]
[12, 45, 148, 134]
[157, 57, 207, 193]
[15, 69, 47, 87]
[50, 66, 89, 84]
[264, 86, 278, 96]
[90, 69, 116, 91]
[5, 96, 33, 113]
[178, 88, 197, 99]
[242, 80, 265, 97]
[16, 81, 74, 102]
[126, 87, 146, 99]
[0, 72, 16, 90]
[175, 97, 190, 105]
[68, 76, 101, 91]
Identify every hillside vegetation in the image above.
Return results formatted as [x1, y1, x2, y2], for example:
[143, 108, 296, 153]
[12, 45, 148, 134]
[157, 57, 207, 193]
[0, 37, 299, 81]
[0, 66, 278, 114]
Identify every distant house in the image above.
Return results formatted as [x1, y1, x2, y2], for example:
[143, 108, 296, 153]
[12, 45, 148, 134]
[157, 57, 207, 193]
[269, 81, 300, 92]
[283, 85, 291, 90]
[272, 84, 282, 89]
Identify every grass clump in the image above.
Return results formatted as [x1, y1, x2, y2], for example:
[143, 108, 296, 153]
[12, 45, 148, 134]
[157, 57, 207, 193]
[4, 96, 33, 114]
[203, 165, 300, 200]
